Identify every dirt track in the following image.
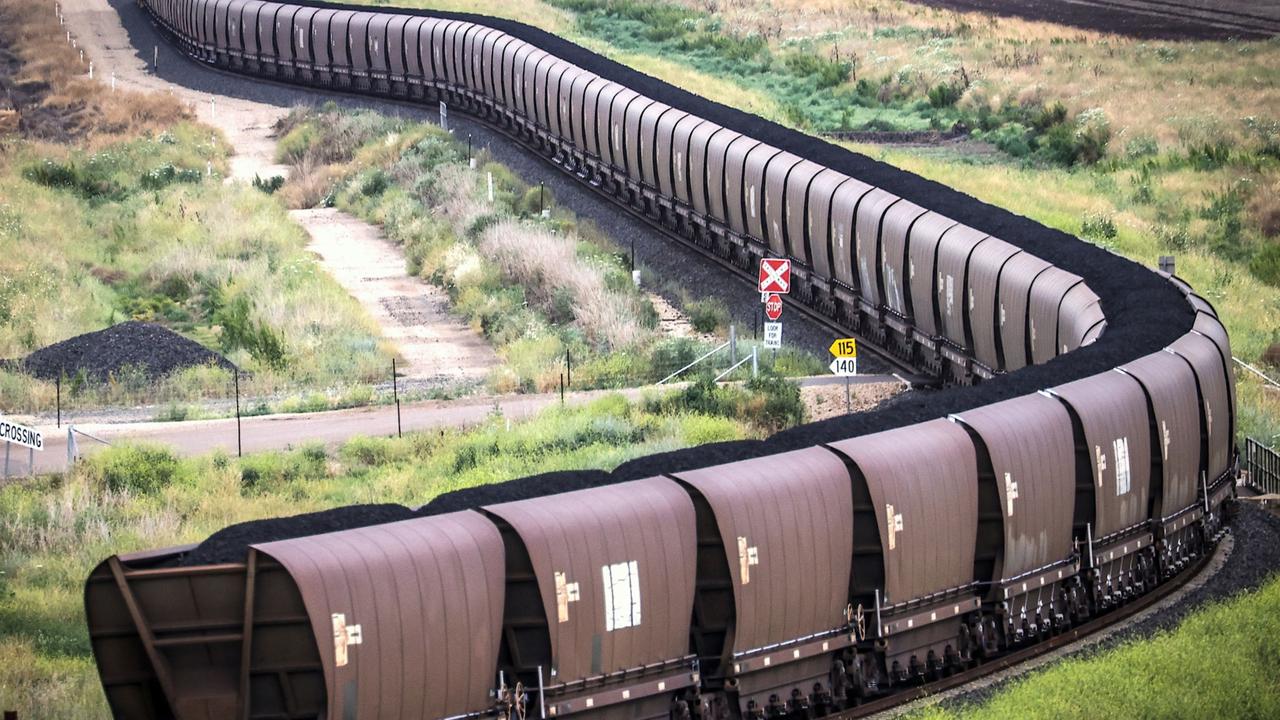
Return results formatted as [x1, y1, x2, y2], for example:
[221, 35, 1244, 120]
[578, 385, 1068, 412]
[58, 0, 499, 383]
[914, 0, 1280, 40]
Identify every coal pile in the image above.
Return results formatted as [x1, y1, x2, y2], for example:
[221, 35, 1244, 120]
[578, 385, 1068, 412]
[21, 321, 236, 382]
[177, 504, 415, 566]
[418, 469, 613, 515]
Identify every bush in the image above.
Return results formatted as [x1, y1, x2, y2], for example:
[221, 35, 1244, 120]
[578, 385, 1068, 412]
[927, 82, 963, 108]
[1250, 243, 1280, 287]
[686, 298, 729, 334]
[252, 174, 285, 194]
[92, 444, 183, 494]
[1081, 212, 1118, 241]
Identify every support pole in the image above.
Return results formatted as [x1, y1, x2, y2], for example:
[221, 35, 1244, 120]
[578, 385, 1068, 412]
[234, 371, 242, 458]
[56, 373, 61, 429]
[845, 376, 851, 414]
[752, 346, 758, 378]
[560, 373, 565, 405]
[154, 46, 158, 71]
[393, 359, 402, 438]
[566, 350, 572, 388]
[4, 443, 9, 480]
[539, 182, 545, 216]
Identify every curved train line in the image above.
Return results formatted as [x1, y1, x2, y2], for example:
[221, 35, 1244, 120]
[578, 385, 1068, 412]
[84, 2, 1240, 720]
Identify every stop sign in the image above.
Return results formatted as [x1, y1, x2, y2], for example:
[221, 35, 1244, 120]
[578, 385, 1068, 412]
[764, 293, 783, 321]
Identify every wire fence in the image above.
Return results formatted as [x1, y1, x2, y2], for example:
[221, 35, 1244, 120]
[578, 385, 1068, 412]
[4, 330, 803, 425]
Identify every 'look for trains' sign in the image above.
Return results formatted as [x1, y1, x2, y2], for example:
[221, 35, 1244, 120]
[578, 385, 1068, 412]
[0, 417, 42, 451]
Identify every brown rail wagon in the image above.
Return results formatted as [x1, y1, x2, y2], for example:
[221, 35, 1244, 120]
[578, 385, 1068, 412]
[673, 448, 855, 714]
[87, 511, 506, 720]
[826, 419, 981, 678]
[485, 479, 699, 720]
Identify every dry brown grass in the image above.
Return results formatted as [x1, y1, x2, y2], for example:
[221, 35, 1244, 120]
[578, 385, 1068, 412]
[0, 0, 190, 143]
[279, 157, 344, 209]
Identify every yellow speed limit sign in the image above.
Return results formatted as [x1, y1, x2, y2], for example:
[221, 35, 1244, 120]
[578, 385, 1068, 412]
[829, 338, 857, 358]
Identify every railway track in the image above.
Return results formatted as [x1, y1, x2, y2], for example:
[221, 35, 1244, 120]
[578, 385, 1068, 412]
[840, 537, 1221, 717]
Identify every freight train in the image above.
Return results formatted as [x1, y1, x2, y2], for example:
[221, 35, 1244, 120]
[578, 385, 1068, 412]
[84, 1, 1238, 719]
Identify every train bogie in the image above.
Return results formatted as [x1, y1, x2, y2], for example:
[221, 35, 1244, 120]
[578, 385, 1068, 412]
[953, 394, 1081, 643]
[1051, 371, 1156, 607]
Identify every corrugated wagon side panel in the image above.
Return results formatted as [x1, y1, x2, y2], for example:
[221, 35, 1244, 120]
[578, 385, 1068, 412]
[674, 448, 854, 654]
[1052, 371, 1153, 539]
[828, 419, 978, 606]
[966, 239, 1021, 370]
[956, 394, 1076, 583]
[1121, 351, 1203, 518]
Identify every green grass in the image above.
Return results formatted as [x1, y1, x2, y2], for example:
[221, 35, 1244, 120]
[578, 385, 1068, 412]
[0, 389, 763, 718]
[910, 571, 1280, 719]
[279, 105, 823, 393]
[0, 124, 393, 414]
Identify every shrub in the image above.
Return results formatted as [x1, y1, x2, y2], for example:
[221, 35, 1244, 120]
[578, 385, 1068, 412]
[988, 123, 1032, 158]
[927, 82, 963, 108]
[252, 174, 285, 194]
[92, 444, 183, 494]
[1250, 243, 1280, 287]
[782, 51, 851, 90]
[1081, 212, 1118, 241]
[686, 298, 729, 333]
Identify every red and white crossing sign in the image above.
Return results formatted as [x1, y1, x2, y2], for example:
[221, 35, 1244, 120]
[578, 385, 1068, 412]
[764, 293, 783, 321]
[758, 258, 792, 294]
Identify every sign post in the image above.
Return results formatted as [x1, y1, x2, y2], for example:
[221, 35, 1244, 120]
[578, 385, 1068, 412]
[828, 338, 858, 415]
[439, 101, 448, 131]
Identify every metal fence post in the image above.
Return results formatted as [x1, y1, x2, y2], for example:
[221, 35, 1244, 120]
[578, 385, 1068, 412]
[56, 373, 61, 428]
[393, 359, 402, 439]
[729, 325, 737, 366]
[566, 350, 572, 388]
[560, 373, 565, 405]
[234, 371, 242, 458]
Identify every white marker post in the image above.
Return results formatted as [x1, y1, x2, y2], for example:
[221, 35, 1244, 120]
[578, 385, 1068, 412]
[439, 101, 448, 131]
[488, 171, 494, 202]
